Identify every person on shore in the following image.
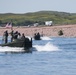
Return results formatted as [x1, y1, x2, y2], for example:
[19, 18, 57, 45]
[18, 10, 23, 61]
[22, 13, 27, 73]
[3, 30, 8, 43]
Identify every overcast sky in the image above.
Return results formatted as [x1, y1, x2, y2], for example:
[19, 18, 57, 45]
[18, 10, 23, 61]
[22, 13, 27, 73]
[0, 0, 76, 13]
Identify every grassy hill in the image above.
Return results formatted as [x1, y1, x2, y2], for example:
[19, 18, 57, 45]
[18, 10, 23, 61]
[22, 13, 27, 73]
[0, 11, 76, 26]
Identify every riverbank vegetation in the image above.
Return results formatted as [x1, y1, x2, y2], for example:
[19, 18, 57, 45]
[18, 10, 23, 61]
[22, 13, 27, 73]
[0, 11, 76, 26]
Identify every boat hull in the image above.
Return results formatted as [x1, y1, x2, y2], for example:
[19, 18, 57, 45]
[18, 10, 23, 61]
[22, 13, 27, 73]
[34, 35, 41, 40]
[0, 38, 32, 48]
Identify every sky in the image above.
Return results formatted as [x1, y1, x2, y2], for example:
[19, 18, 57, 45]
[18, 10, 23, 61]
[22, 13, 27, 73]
[0, 0, 76, 13]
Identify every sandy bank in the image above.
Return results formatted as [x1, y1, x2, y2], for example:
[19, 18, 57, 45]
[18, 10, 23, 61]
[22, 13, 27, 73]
[0, 24, 76, 37]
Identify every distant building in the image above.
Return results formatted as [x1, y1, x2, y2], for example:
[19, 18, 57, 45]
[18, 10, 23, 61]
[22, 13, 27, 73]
[45, 21, 53, 26]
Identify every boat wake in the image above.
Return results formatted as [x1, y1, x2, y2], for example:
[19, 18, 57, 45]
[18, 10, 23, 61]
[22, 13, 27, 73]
[33, 42, 59, 52]
[0, 42, 59, 53]
[41, 36, 52, 40]
[32, 36, 52, 40]
[0, 36, 58, 53]
[0, 46, 24, 53]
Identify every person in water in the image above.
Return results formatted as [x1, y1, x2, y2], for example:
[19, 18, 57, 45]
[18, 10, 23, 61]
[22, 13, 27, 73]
[3, 30, 8, 43]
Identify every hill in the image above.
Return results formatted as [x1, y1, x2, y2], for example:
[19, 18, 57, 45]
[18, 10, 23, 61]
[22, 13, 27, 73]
[0, 11, 76, 26]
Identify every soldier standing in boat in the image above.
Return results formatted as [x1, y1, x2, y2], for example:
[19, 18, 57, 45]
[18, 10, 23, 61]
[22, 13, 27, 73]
[10, 30, 14, 42]
[3, 30, 8, 43]
[21, 33, 25, 39]
[13, 31, 19, 40]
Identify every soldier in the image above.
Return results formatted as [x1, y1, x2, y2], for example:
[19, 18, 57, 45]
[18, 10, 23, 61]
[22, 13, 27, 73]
[10, 30, 14, 42]
[3, 30, 8, 43]
[21, 33, 25, 39]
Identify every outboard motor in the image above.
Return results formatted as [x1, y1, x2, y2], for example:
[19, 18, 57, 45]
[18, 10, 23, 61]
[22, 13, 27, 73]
[23, 37, 32, 51]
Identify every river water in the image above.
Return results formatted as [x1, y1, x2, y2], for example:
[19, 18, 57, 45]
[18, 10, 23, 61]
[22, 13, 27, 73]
[0, 36, 76, 75]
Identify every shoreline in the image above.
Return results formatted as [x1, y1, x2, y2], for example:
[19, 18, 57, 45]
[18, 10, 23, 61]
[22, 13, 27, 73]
[0, 24, 76, 37]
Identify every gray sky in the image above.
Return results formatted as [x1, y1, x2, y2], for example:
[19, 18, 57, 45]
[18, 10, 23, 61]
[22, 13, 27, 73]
[0, 0, 76, 13]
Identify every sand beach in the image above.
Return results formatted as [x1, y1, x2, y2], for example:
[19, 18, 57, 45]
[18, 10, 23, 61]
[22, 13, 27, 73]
[0, 24, 76, 37]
